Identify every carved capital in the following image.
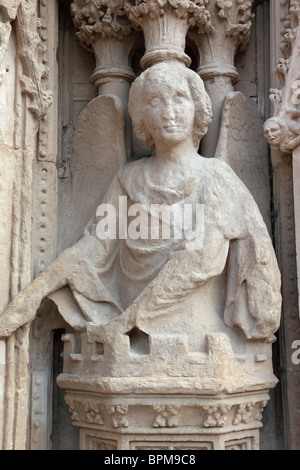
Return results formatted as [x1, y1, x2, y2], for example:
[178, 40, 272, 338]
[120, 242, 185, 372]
[124, 0, 212, 68]
[264, 0, 300, 154]
[71, 0, 132, 46]
[71, 1, 136, 97]
[124, 0, 212, 30]
[190, 0, 254, 83]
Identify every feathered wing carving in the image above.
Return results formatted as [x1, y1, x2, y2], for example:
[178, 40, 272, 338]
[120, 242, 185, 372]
[58, 93, 127, 252]
[214, 91, 271, 232]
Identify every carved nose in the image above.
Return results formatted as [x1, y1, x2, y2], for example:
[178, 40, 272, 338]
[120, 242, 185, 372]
[163, 103, 176, 119]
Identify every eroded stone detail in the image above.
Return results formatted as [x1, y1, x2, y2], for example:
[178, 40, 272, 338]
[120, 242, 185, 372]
[17, 0, 53, 119]
[0, 0, 21, 66]
[59, 387, 270, 450]
[71, 0, 133, 47]
[203, 404, 231, 428]
[65, 397, 80, 423]
[152, 405, 181, 428]
[106, 405, 129, 428]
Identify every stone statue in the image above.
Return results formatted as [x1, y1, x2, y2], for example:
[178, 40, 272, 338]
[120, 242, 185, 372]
[0, 61, 281, 344]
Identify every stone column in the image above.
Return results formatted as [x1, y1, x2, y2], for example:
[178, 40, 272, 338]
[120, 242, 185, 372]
[71, 0, 137, 156]
[189, 0, 255, 157]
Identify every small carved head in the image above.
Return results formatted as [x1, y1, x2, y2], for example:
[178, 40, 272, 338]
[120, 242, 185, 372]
[263, 118, 286, 149]
[128, 61, 212, 152]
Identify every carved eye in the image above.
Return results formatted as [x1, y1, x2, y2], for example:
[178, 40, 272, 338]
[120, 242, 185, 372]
[149, 97, 160, 107]
[174, 93, 187, 103]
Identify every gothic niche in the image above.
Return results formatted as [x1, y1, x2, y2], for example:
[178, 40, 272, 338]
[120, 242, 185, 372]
[0, 0, 282, 450]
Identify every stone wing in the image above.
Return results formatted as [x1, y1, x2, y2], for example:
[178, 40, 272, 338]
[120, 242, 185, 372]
[58, 94, 127, 251]
[214, 91, 271, 231]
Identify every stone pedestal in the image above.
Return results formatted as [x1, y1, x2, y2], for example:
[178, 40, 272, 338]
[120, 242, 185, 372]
[57, 325, 277, 450]
[58, 375, 271, 450]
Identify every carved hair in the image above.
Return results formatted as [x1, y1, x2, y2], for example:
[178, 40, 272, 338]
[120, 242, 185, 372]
[128, 61, 212, 152]
[263, 117, 287, 149]
[263, 117, 286, 133]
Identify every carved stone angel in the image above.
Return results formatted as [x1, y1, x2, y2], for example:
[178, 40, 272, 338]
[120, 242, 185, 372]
[0, 61, 281, 343]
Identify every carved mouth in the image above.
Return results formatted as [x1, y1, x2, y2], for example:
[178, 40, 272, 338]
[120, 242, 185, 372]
[164, 125, 179, 131]
[268, 137, 279, 143]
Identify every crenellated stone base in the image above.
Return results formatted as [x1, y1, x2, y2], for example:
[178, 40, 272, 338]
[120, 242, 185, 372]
[56, 321, 278, 450]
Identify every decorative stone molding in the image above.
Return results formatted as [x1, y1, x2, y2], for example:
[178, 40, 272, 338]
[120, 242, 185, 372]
[84, 400, 104, 425]
[57, 322, 277, 449]
[202, 404, 231, 428]
[0, 0, 57, 451]
[57, 377, 271, 450]
[152, 405, 181, 428]
[106, 404, 129, 428]
[16, 0, 53, 119]
[65, 396, 81, 423]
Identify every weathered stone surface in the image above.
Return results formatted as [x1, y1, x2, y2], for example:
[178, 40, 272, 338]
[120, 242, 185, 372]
[0, 0, 296, 451]
[0, 54, 281, 449]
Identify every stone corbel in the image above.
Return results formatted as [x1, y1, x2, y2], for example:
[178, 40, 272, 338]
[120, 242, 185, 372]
[188, 0, 255, 156]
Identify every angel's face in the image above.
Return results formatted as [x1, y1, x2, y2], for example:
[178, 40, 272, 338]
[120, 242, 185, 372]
[142, 78, 195, 147]
[264, 120, 283, 148]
